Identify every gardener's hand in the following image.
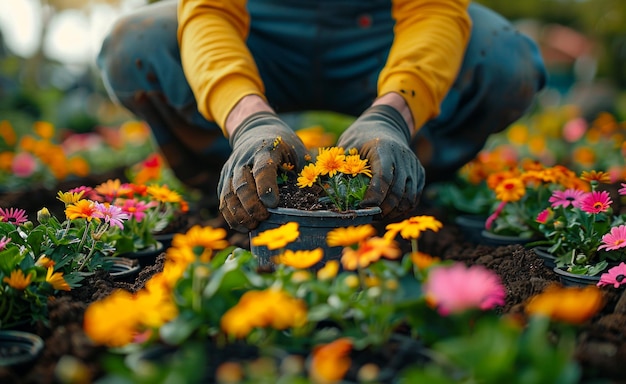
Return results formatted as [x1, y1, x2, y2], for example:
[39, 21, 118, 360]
[336, 104, 424, 219]
[218, 112, 307, 232]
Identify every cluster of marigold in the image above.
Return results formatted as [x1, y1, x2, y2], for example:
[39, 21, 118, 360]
[503, 108, 626, 178]
[0, 120, 90, 182]
[82, 213, 606, 382]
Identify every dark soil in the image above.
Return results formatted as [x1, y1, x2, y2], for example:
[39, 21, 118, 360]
[1, 183, 626, 384]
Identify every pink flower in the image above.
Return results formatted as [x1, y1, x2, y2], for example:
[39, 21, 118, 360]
[536, 208, 553, 224]
[424, 263, 506, 316]
[485, 201, 507, 230]
[0, 207, 28, 225]
[579, 191, 612, 214]
[69, 186, 100, 201]
[116, 199, 151, 222]
[549, 189, 585, 209]
[597, 262, 626, 289]
[598, 225, 626, 252]
[619, 183, 626, 196]
[0, 236, 10, 250]
[11, 152, 37, 178]
[562, 117, 587, 142]
[94, 202, 129, 230]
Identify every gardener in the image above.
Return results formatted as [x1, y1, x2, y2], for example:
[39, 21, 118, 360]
[97, 0, 546, 232]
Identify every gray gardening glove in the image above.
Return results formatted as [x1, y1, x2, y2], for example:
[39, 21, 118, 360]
[218, 112, 307, 232]
[337, 105, 424, 219]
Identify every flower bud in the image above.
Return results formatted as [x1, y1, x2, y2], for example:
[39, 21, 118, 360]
[37, 208, 51, 224]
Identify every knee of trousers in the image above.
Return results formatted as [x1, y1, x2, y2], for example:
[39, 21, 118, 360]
[97, 11, 176, 103]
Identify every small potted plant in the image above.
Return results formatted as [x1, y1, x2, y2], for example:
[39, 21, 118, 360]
[534, 171, 626, 285]
[481, 161, 584, 246]
[249, 145, 380, 267]
[90, 179, 189, 265]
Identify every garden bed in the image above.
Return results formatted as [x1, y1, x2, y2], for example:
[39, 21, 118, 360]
[0, 193, 625, 383]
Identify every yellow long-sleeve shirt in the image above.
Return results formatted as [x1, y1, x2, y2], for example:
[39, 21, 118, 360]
[177, 0, 471, 135]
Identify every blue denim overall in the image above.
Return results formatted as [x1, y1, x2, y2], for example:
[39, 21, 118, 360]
[97, 0, 546, 195]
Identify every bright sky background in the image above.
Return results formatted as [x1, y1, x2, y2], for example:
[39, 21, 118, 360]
[0, 0, 145, 66]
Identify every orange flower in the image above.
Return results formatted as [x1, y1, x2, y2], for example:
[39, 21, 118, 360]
[580, 170, 611, 184]
[326, 224, 376, 247]
[33, 121, 55, 140]
[95, 179, 133, 201]
[310, 338, 353, 384]
[251, 222, 299, 250]
[525, 284, 603, 324]
[0, 120, 17, 146]
[410, 251, 440, 270]
[274, 248, 324, 269]
[83, 290, 140, 347]
[3, 269, 32, 290]
[295, 125, 336, 150]
[494, 176, 526, 202]
[341, 237, 401, 270]
[65, 199, 97, 221]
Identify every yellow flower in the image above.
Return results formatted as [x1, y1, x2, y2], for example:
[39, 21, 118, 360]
[221, 289, 307, 338]
[119, 120, 151, 145]
[57, 190, 85, 206]
[572, 147, 595, 168]
[84, 290, 140, 347]
[251, 222, 299, 250]
[494, 176, 526, 202]
[384, 215, 443, 240]
[506, 123, 529, 145]
[297, 163, 320, 188]
[317, 260, 339, 280]
[326, 225, 376, 247]
[46, 267, 71, 291]
[3, 269, 32, 290]
[525, 285, 603, 324]
[147, 184, 183, 204]
[65, 199, 97, 221]
[310, 338, 353, 384]
[341, 237, 401, 270]
[171, 225, 229, 262]
[340, 153, 372, 177]
[136, 274, 178, 328]
[315, 147, 345, 177]
[411, 251, 440, 270]
[274, 248, 324, 269]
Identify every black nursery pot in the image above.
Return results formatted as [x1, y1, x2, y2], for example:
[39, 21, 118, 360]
[454, 215, 488, 244]
[249, 207, 381, 271]
[0, 330, 44, 370]
[118, 241, 165, 267]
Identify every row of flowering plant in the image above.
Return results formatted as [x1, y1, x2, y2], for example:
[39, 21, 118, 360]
[535, 171, 626, 275]
[483, 161, 589, 239]
[82, 214, 599, 383]
[0, 177, 189, 328]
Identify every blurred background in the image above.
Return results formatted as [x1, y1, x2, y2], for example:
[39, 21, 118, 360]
[0, 0, 625, 191]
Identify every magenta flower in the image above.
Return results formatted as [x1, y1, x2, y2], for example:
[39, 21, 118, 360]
[536, 208, 553, 224]
[597, 262, 626, 289]
[485, 201, 506, 230]
[619, 183, 626, 196]
[0, 236, 10, 250]
[69, 186, 100, 201]
[598, 225, 626, 252]
[116, 199, 151, 222]
[424, 263, 506, 316]
[94, 202, 129, 230]
[579, 190, 612, 214]
[11, 152, 37, 178]
[0, 207, 28, 225]
[548, 188, 585, 209]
